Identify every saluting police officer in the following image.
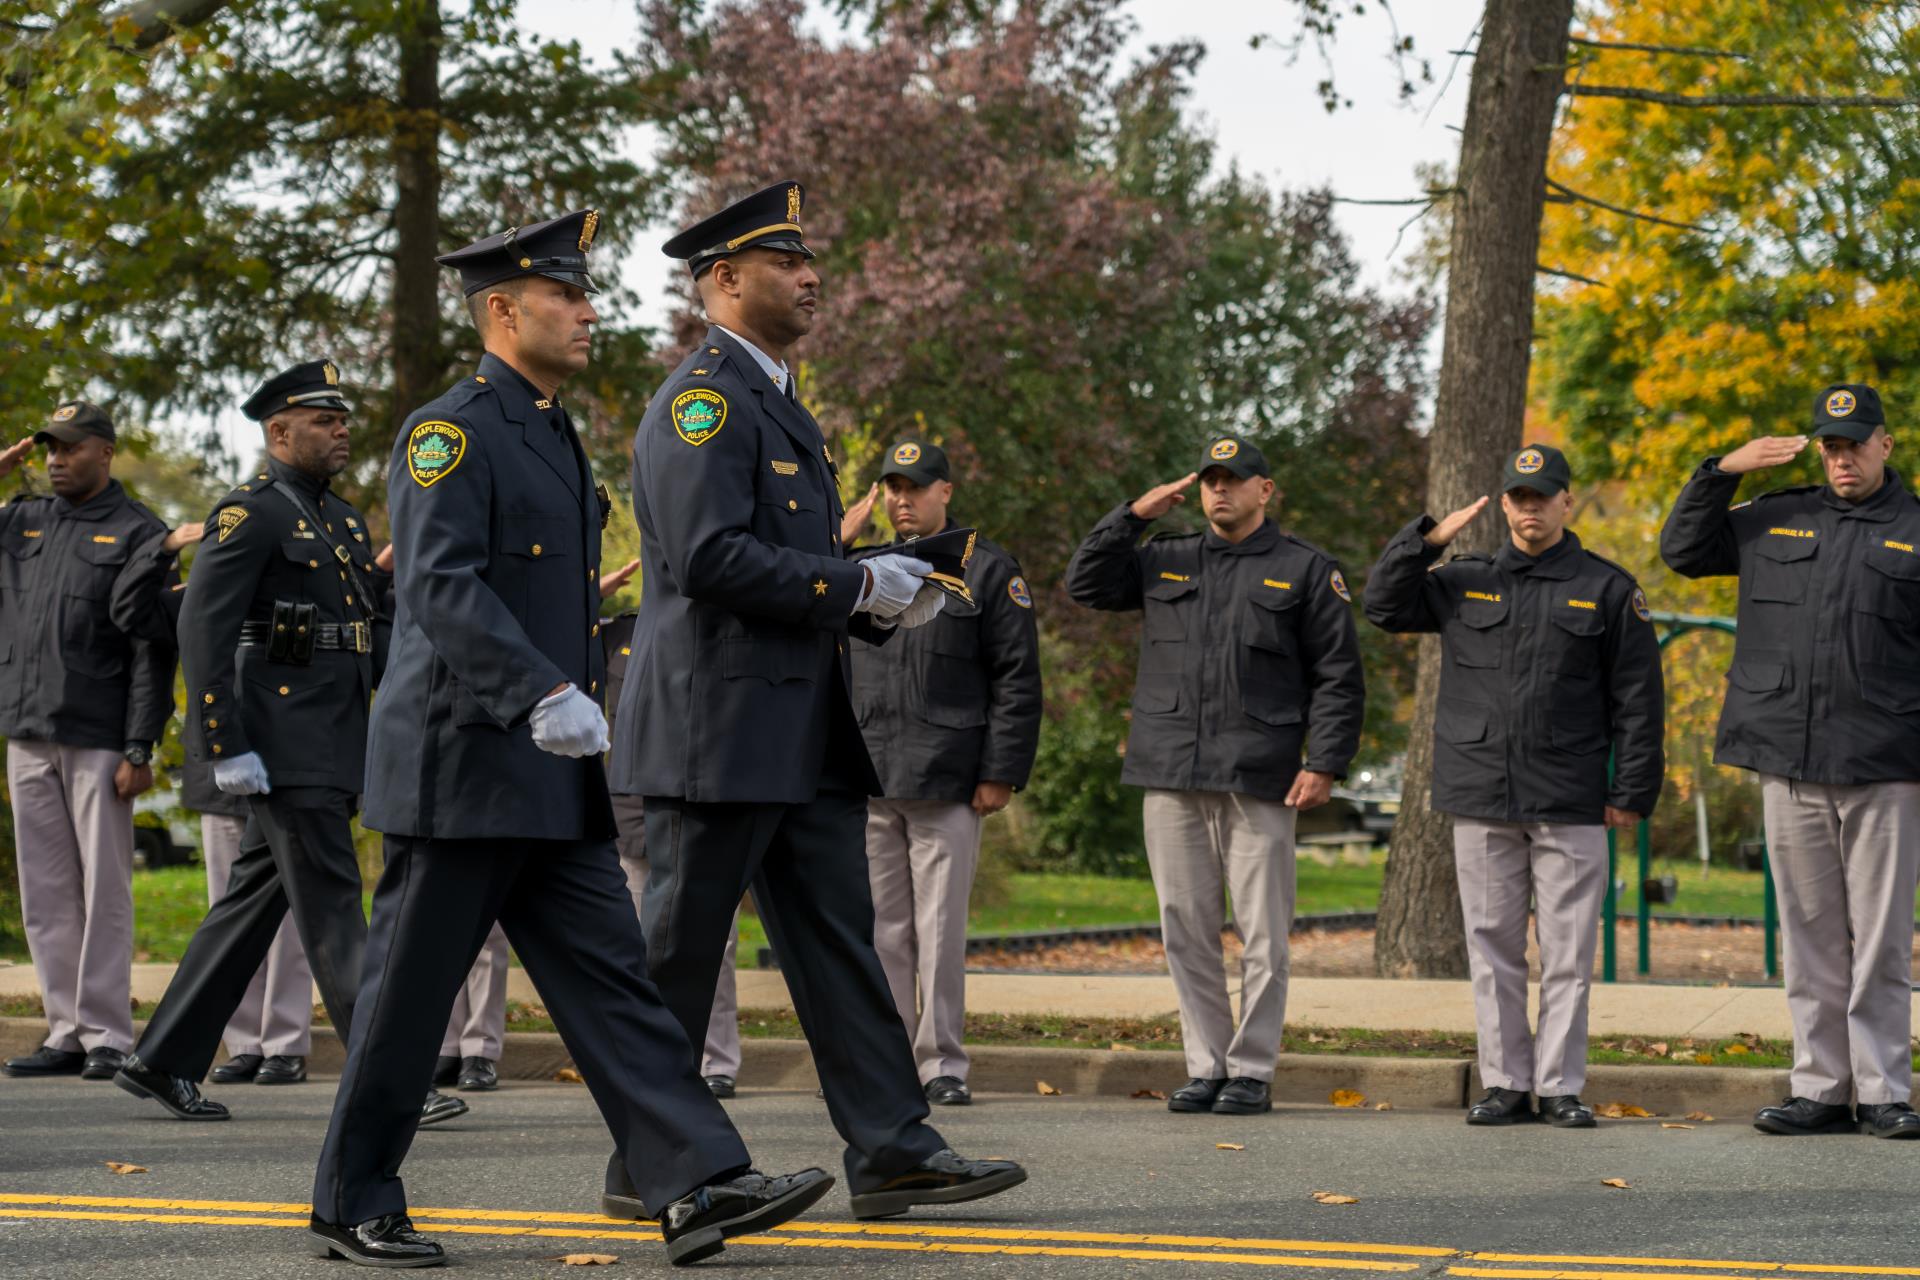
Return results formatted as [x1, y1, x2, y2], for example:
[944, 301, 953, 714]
[310, 210, 831, 1270]
[607, 181, 1027, 1222]
[111, 361, 464, 1127]
[1068, 439, 1364, 1117]
[0, 402, 177, 1083]
[845, 439, 1043, 1107]
[1662, 385, 1920, 1141]
[1368, 444, 1664, 1129]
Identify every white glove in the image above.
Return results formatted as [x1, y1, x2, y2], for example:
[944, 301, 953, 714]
[213, 752, 272, 796]
[854, 554, 933, 618]
[893, 582, 947, 629]
[530, 685, 612, 758]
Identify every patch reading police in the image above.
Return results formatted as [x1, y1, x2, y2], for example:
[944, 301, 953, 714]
[1514, 448, 1545, 474]
[1210, 439, 1239, 461]
[893, 441, 922, 466]
[1330, 569, 1351, 602]
[1827, 388, 1857, 418]
[215, 506, 249, 543]
[1008, 576, 1033, 609]
[672, 389, 729, 446]
[1632, 587, 1652, 622]
[406, 421, 468, 487]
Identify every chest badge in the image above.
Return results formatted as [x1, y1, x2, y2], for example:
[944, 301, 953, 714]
[672, 389, 729, 446]
[215, 506, 249, 543]
[406, 421, 468, 487]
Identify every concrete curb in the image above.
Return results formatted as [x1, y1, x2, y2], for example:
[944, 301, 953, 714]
[0, 1016, 1788, 1117]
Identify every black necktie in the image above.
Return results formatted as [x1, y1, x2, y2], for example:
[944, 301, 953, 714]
[784, 371, 796, 402]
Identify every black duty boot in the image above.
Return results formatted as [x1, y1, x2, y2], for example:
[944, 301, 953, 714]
[80, 1047, 129, 1080]
[924, 1075, 971, 1106]
[417, 1089, 467, 1127]
[1465, 1086, 1535, 1127]
[113, 1056, 230, 1120]
[4, 1046, 86, 1078]
[848, 1148, 1027, 1220]
[1538, 1094, 1596, 1128]
[1858, 1101, 1920, 1139]
[455, 1057, 497, 1092]
[704, 1074, 736, 1099]
[1167, 1077, 1228, 1113]
[210, 1053, 263, 1084]
[256, 1055, 308, 1085]
[1754, 1096, 1855, 1136]
[1211, 1078, 1271, 1115]
[659, 1167, 834, 1266]
[308, 1212, 446, 1267]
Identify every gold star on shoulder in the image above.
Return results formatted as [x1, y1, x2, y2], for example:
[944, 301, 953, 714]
[812, 579, 829, 596]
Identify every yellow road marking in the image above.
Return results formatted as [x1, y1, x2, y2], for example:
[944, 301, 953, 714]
[1470, 1255, 1920, 1277]
[778, 1220, 1451, 1256]
[0, 1209, 305, 1229]
[1451, 1270, 1761, 1280]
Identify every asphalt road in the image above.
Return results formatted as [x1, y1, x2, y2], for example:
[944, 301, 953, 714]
[2, 1075, 1916, 1278]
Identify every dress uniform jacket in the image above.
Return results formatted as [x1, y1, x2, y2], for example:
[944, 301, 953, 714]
[181, 457, 378, 791]
[1066, 506, 1364, 799]
[1660, 460, 1920, 785]
[0, 480, 175, 751]
[608, 327, 886, 804]
[602, 612, 637, 723]
[363, 353, 613, 841]
[849, 528, 1042, 802]
[1367, 520, 1664, 824]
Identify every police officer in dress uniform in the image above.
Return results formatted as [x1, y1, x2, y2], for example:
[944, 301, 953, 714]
[1661, 385, 1920, 1141]
[0, 402, 176, 1083]
[844, 439, 1042, 1107]
[605, 181, 1027, 1222]
[308, 210, 832, 1270]
[1067, 439, 1365, 1117]
[111, 361, 465, 1127]
[1367, 444, 1664, 1129]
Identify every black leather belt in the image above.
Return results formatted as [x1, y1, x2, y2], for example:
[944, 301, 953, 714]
[237, 619, 371, 654]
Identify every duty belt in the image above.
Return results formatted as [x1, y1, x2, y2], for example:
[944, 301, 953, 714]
[238, 619, 372, 654]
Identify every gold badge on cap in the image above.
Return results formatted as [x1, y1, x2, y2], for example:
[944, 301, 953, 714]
[1210, 439, 1239, 461]
[787, 186, 802, 223]
[1515, 448, 1545, 474]
[52, 404, 78, 422]
[893, 442, 922, 466]
[579, 210, 599, 252]
[323, 362, 339, 386]
[1827, 388, 1857, 417]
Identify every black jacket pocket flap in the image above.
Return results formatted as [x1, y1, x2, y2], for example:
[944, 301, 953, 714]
[1727, 660, 1787, 693]
[1437, 697, 1490, 744]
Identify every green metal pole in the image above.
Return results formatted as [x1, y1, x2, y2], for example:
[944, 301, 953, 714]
[1636, 818, 1653, 975]
[1762, 835, 1779, 982]
[1603, 826, 1618, 983]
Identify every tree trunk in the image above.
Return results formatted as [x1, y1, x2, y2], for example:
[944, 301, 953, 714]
[390, 0, 444, 430]
[1373, 0, 1574, 978]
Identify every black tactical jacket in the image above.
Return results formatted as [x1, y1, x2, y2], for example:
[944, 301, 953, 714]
[1661, 459, 1920, 786]
[849, 525, 1043, 803]
[0, 479, 176, 752]
[1366, 519, 1664, 824]
[1066, 506, 1364, 801]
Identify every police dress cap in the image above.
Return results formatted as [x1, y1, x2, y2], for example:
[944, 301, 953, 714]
[880, 438, 950, 487]
[1502, 443, 1571, 496]
[242, 359, 351, 421]
[1812, 383, 1884, 442]
[35, 401, 115, 445]
[892, 525, 977, 606]
[438, 209, 602, 296]
[661, 181, 813, 277]
[1199, 437, 1269, 479]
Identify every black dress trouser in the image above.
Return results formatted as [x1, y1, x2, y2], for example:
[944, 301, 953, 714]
[136, 787, 364, 1081]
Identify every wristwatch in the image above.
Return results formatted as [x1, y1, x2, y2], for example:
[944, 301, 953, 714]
[123, 744, 151, 767]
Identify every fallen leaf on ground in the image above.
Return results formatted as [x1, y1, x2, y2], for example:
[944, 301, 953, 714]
[556, 1254, 618, 1266]
[1310, 1191, 1358, 1205]
[1330, 1089, 1366, 1108]
[1694, 1054, 1715, 1065]
[1215, 1143, 1245, 1151]
[553, 1067, 584, 1083]
[1601, 1178, 1631, 1189]
[1374, 1101, 1394, 1111]
[1648, 1042, 1669, 1056]
[1131, 1089, 1167, 1100]
[1684, 1111, 1715, 1123]
[104, 1161, 146, 1175]
[1660, 1123, 1695, 1130]
[1109, 1042, 1138, 1052]
[1725, 1043, 1751, 1055]
[1595, 1102, 1653, 1119]
[1036, 1080, 1061, 1096]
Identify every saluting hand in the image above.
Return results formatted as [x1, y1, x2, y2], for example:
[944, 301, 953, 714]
[1424, 496, 1491, 548]
[599, 558, 640, 599]
[1718, 435, 1809, 475]
[162, 522, 205, 553]
[1130, 473, 1199, 521]
[0, 436, 35, 479]
[374, 543, 395, 573]
[842, 483, 880, 545]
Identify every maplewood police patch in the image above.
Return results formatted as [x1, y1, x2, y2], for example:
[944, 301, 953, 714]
[407, 421, 467, 487]
[673, 388, 729, 446]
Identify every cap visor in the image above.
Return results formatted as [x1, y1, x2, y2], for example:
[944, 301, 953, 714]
[33, 424, 89, 445]
[537, 269, 599, 294]
[879, 463, 942, 486]
[1502, 478, 1565, 496]
[1815, 423, 1878, 443]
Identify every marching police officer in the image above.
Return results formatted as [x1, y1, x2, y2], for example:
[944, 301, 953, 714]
[846, 439, 1042, 1107]
[111, 361, 465, 1127]
[1662, 385, 1920, 1140]
[310, 210, 830, 1269]
[0, 402, 176, 1082]
[1068, 439, 1365, 1116]
[607, 181, 1027, 1222]
[1368, 443, 1663, 1128]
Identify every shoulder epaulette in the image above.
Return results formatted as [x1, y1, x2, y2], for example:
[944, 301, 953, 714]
[1279, 531, 1338, 563]
[1581, 549, 1641, 586]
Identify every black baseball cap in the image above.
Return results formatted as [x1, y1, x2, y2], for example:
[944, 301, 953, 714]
[242, 359, 351, 421]
[880, 439, 950, 487]
[1812, 383, 1884, 442]
[1198, 437, 1269, 479]
[35, 401, 115, 445]
[1501, 443, 1571, 496]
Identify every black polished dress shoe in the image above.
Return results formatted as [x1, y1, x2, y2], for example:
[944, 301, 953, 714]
[1754, 1096, 1855, 1136]
[455, 1056, 497, 1091]
[80, 1046, 128, 1080]
[1858, 1101, 1920, 1139]
[256, 1054, 308, 1085]
[3, 1046, 86, 1077]
[924, 1075, 971, 1106]
[1466, 1086, 1535, 1126]
[1212, 1077, 1271, 1115]
[1538, 1094, 1596, 1128]
[113, 1055, 230, 1120]
[417, 1089, 468, 1127]
[660, 1167, 834, 1265]
[705, 1074, 736, 1099]
[849, 1148, 1028, 1220]
[1167, 1077, 1228, 1113]
[210, 1053, 264, 1084]
[309, 1212, 446, 1268]
[431, 1055, 459, 1088]
[601, 1150, 648, 1220]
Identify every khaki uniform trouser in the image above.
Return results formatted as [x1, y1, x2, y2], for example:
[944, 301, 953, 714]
[9, 741, 135, 1054]
[1452, 818, 1608, 1097]
[1761, 774, 1920, 1106]
[202, 812, 313, 1059]
[865, 798, 983, 1084]
[1142, 789, 1296, 1083]
[440, 922, 510, 1060]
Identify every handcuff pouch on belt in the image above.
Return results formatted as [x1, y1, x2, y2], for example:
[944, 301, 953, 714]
[268, 599, 318, 664]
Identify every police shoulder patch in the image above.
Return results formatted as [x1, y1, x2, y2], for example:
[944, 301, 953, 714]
[1330, 568, 1351, 602]
[673, 388, 728, 446]
[215, 506, 249, 543]
[1631, 587, 1653, 622]
[407, 421, 468, 488]
[1008, 575, 1033, 609]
